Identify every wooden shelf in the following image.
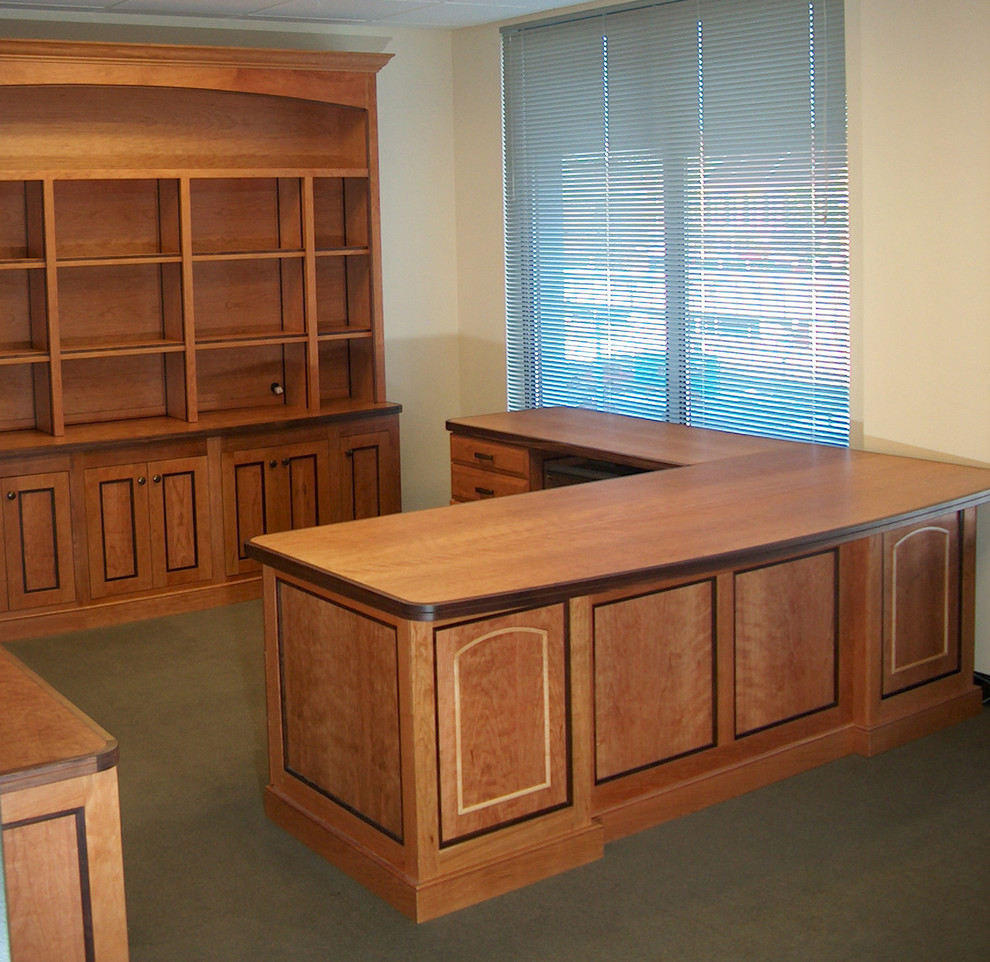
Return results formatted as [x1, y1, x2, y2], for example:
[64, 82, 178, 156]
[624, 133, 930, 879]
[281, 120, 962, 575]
[195, 332, 308, 348]
[60, 338, 186, 358]
[317, 327, 374, 340]
[56, 254, 183, 267]
[191, 250, 306, 262]
[0, 259, 44, 270]
[0, 344, 47, 363]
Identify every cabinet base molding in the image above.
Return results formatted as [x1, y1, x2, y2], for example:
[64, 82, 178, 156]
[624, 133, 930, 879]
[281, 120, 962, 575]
[0, 579, 261, 643]
[265, 787, 605, 923]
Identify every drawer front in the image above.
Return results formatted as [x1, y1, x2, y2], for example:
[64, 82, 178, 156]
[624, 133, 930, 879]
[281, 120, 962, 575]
[450, 434, 530, 478]
[451, 464, 531, 502]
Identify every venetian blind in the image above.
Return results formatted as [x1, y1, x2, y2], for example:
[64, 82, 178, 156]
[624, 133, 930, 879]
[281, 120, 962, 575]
[502, 0, 849, 444]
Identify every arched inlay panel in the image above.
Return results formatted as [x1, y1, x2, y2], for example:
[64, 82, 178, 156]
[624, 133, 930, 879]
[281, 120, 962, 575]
[435, 604, 568, 845]
[883, 514, 960, 696]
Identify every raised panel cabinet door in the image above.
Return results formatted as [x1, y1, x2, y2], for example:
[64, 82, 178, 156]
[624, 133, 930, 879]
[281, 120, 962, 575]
[274, 441, 331, 533]
[434, 604, 569, 844]
[84, 463, 154, 599]
[221, 449, 273, 577]
[334, 424, 400, 522]
[1, 471, 76, 610]
[0, 505, 6, 612]
[882, 512, 961, 696]
[221, 441, 330, 576]
[147, 455, 213, 588]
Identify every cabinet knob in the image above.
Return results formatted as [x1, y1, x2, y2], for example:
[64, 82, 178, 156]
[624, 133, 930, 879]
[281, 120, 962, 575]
[5, 491, 15, 501]
[475, 486, 495, 497]
[281, 458, 291, 467]
[152, 474, 162, 484]
[474, 451, 495, 461]
[345, 449, 354, 457]
[137, 476, 147, 485]
[269, 460, 278, 469]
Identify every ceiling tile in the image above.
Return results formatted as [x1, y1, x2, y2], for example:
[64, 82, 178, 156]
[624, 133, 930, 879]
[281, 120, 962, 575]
[247, 0, 438, 22]
[0, 0, 573, 27]
[112, 0, 284, 15]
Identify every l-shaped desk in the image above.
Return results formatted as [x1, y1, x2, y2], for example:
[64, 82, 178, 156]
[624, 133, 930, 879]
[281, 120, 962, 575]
[247, 408, 990, 921]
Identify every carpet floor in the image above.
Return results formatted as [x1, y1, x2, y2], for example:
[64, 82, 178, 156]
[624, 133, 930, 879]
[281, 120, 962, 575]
[5, 601, 990, 962]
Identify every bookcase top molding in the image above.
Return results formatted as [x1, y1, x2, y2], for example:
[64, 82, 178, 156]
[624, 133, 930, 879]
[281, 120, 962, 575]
[0, 37, 392, 107]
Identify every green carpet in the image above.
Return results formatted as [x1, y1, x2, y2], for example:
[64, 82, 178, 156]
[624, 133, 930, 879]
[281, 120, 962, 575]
[6, 602, 990, 961]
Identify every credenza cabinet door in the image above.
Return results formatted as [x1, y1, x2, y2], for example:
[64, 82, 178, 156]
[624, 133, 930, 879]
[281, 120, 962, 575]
[84, 463, 154, 599]
[334, 421, 401, 522]
[222, 440, 331, 576]
[1, 471, 76, 610]
[147, 456, 213, 589]
[85, 455, 213, 599]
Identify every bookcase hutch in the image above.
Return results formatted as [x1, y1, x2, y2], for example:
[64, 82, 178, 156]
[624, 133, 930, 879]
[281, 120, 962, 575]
[0, 39, 401, 639]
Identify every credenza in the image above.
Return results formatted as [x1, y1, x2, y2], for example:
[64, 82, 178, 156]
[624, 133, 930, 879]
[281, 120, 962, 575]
[247, 408, 990, 920]
[0, 39, 401, 639]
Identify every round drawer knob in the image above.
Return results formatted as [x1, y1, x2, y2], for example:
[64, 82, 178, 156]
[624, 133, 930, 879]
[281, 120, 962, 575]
[5, 491, 15, 501]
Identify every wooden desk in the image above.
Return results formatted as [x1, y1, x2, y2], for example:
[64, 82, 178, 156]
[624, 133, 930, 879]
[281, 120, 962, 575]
[247, 409, 990, 921]
[0, 648, 129, 960]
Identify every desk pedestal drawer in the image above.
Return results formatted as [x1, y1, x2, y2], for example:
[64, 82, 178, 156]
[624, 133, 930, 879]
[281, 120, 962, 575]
[451, 463, 530, 501]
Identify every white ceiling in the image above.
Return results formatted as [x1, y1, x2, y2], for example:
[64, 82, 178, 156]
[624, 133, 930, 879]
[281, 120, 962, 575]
[0, 0, 572, 28]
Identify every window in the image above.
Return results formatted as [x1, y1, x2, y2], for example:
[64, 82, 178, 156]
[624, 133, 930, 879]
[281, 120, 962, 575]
[502, 0, 849, 445]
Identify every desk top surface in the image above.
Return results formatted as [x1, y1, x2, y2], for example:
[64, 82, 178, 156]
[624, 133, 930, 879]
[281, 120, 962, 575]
[0, 647, 117, 792]
[249, 409, 990, 620]
[446, 407, 801, 466]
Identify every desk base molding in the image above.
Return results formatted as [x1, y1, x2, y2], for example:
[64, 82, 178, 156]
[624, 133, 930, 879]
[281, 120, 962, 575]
[595, 726, 853, 844]
[850, 686, 982, 758]
[267, 685, 982, 920]
[265, 786, 604, 922]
